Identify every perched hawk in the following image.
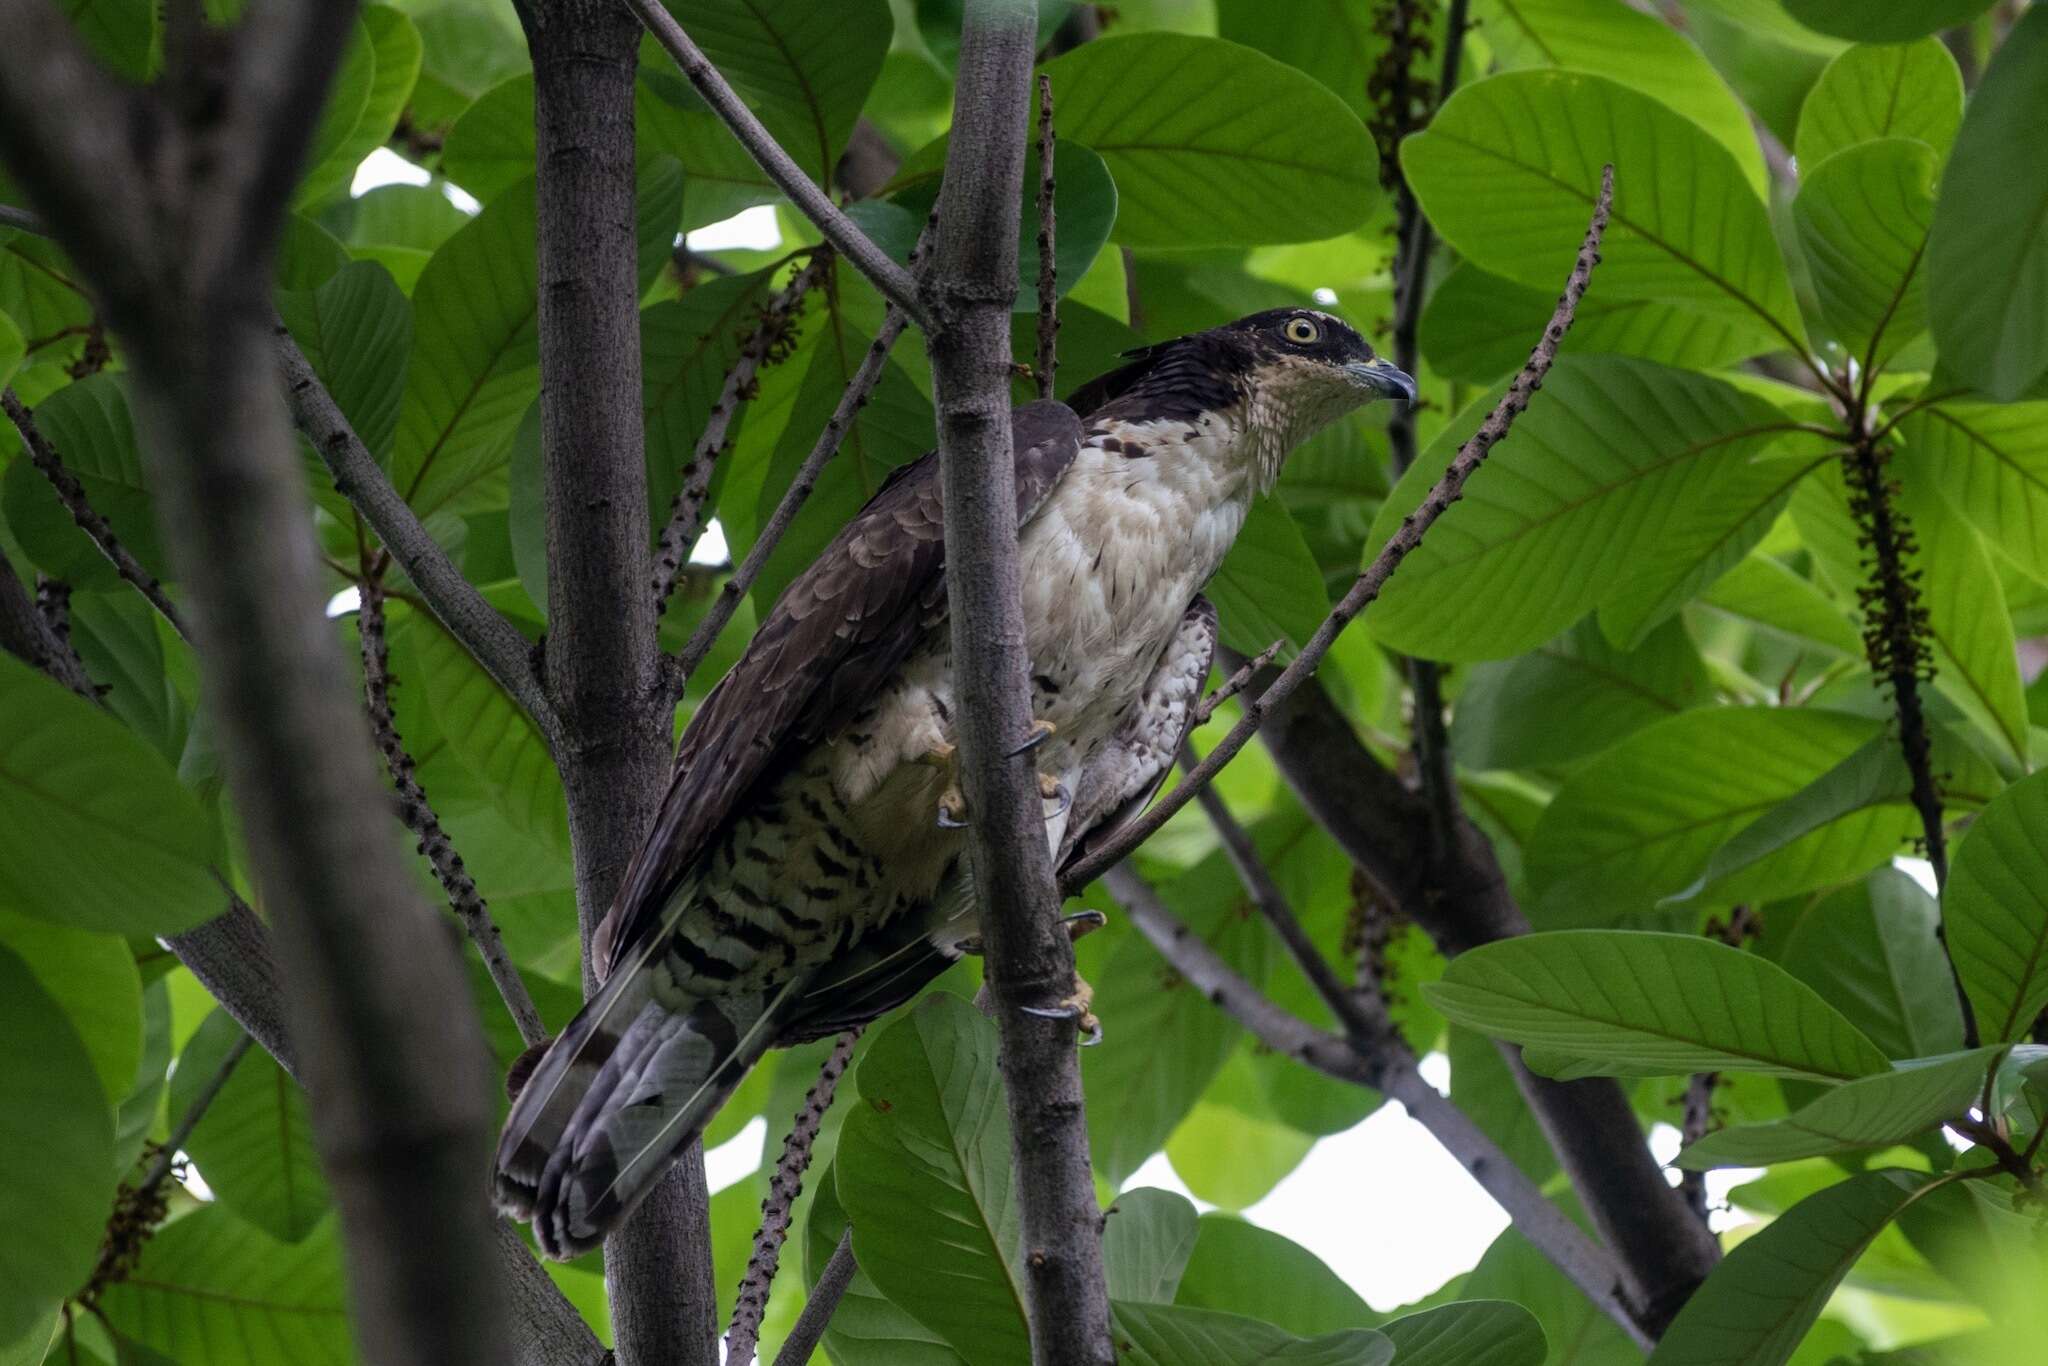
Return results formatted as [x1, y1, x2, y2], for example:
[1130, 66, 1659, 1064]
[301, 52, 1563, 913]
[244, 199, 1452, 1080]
[495, 308, 1415, 1257]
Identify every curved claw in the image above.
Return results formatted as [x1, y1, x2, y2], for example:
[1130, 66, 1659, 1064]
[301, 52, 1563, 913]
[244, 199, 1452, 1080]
[936, 805, 969, 830]
[1059, 909, 1108, 941]
[1007, 718, 1057, 758]
[1020, 998, 1103, 1046]
[1040, 778, 1072, 820]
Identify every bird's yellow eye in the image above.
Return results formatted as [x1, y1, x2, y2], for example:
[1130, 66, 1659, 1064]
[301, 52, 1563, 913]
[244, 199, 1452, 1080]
[1283, 316, 1321, 345]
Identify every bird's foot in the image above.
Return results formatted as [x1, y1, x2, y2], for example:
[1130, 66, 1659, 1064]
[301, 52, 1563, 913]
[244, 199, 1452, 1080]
[1022, 976, 1101, 1046]
[1060, 909, 1107, 941]
[919, 741, 970, 829]
[1038, 772, 1072, 820]
[1007, 718, 1057, 758]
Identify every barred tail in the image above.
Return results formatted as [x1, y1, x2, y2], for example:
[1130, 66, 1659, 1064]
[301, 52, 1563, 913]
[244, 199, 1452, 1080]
[492, 959, 799, 1259]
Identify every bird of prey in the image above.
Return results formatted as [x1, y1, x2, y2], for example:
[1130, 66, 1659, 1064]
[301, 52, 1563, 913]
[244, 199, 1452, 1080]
[495, 308, 1416, 1257]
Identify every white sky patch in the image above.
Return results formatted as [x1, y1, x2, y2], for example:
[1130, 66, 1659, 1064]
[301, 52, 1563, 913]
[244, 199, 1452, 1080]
[692, 519, 732, 567]
[326, 586, 362, 618]
[1312, 287, 1339, 306]
[687, 204, 783, 253]
[1896, 856, 1938, 896]
[706, 1116, 767, 1194]
[353, 147, 431, 196]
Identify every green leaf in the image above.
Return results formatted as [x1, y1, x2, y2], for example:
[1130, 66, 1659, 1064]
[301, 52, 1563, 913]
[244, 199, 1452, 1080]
[1782, 0, 1996, 44]
[1426, 930, 1893, 1081]
[67, 590, 188, 764]
[1103, 1188, 1198, 1306]
[172, 1010, 331, 1243]
[113, 982, 172, 1175]
[0, 652, 222, 937]
[806, 1166, 964, 1366]
[1465, 1221, 1641, 1366]
[2, 373, 167, 589]
[1473, 0, 1767, 195]
[343, 184, 473, 258]
[278, 259, 413, 468]
[440, 75, 541, 205]
[1945, 770, 2048, 1043]
[1695, 553, 1863, 658]
[662, 0, 892, 183]
[0, 307, 22, 391]
[96, 1208, 352, 1365]
[1404, 71, 1803, 347]
[1379, 1300, 1548, 1366]
[1647, 1170, 1942, 1366]
[296, 7, 423, 208]
[1419, 260, 1771, 383]
[1172, 1216, 1375, 1339]
[1793, 140, 1937, 369]
[0, 945, 115, 1345]
[1215, 0, 1386, 122]
[1448, 1026, 1558, 1189]
[1524, 707, 1907, 923]
[639, 268, 780, 532]
[837, 994, 1031, 1365]
[1926, 6, 2048, 400]
[0, 908, 141, 1107]
[0, 235, 92, 363]
[0, 1309, 60, 1366]
[1040, 33, 1379, 247]
[58, 0, 153, 81]
[1795, 39, 1964, 170]
[390, 175, 539, 518]
[291, 16, 375, 209]
[1679, 1048, 2006, 1169]
[1897, 399, 2048, 583]
[1452, 615, 1709, 772]
[1165, 1050, 1315, 1209]
[1110, 1302, 1391, 1366]
[1365, 357, 1815, 662]
[403, 608, 567, 858]
[1783, 870, 1966, 1062]
[1207, 496, 1328, 662]
[409, 5, 528, 132]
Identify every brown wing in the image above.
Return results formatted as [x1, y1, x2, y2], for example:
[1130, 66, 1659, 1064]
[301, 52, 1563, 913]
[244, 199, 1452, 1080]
[595, 400, 1084, 979]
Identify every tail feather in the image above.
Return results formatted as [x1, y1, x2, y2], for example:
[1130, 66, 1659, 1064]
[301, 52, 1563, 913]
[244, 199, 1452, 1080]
[493, 961, 802, 1259]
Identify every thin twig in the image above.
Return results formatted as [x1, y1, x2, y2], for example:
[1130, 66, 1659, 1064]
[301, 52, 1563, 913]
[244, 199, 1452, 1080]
[139, 1032, 254, 1198]
[652, 253, 829, 616]
[727, 1029, 862, 1365]
[0, 201, 42, 233]
[620, 0, 927, 327]
[771, 1230, 857, 1366]
[1193, 639, 1281, 727]
[1104, 864, 1650, 1348]
[1062, 166, 1617, 893]
[0, 541, 96, 699]
[273, 325, 555, 735]
[3, 388, 190, 641]
[1033, 75, 1058, 402]
[669, 307, 913, 697]
[359, 569, 548, 1050]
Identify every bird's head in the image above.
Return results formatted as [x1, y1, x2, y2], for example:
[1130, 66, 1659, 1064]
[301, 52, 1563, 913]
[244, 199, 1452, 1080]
[1070, 307, 1416, 490]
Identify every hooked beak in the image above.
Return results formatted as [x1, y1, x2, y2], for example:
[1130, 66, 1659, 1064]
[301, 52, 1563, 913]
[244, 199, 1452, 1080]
[1346, 357, 1418, 404]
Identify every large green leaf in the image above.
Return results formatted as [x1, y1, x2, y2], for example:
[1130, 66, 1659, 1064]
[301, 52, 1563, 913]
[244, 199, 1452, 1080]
[67, 590, 188, 764]
[1419, 260, 1771, 383]
[1945, 770, 2048, 1043]
[1379, 1300, 1548, 1366]
[1039, 33, 1378, 247]
[1926, 6, 2048, 400]
[289, 15, 375, 210]
[0, 908, 141, 1107]
[96, 1208, 352, 1365]
[1215, 0, 1385, 122]
[836, 994, 1031, 1365]
[806, 1166, 964, 1366]
[1647, 1170, 1942, 1366]
[1365, 357, 1815, 662]
[660, 0, 892, 183]
[640, 268, 780, 532]
[1452, 615, 1708, 772]
[1679, 1048, 2005, 1169]
[1404, 71, 1803, 347]
[1207, 496, 1328, 661]
[0, 653, 221, 936]
[1782, 0, 1996, 43]
[295, 7, 422, 208]
[1794, 39, 1964, 170]
[58, 0, 153, 81]
[1523, 707, 1906, 923]
[0, 308, 21, 391]
[278, 258, 413, 476]
[1110, 1302, 1391, 1366]
[1782, 870, 1966, 1063]
[2, 373, 167, 589]
[1426, 930, 1893, 1081]
[1695, 552, 1863, 658]
[1102, 1188, 1198, 1306]
[1464, 1221, 1641, 1366]
[1793, 140, 1937, 369]
[1898, 399, 2048, 583]
[1165, 1050, 1315, 1210]
[1172, 1217, 1374, 1339]
[0, 235, 92, 365]
[1473, 0, 1767, 195]
[0, 946, 115, 1345]
[173, 1010, 331, 1243]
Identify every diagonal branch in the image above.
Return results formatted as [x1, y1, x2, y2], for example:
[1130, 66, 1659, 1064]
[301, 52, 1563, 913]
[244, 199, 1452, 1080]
[275, 329, 556, 735]
[359, 570, 549, 1050]
[1060, 165, 1615, 894]
[652, 252, 830, 616]
[1103, 865, 1650, 1349]
[727, 1029, 862, 1366]
[0, 541, 97, 699]
[3, 387, 191, 642]
[773, 1231, 857, 1366]
[621, 0, 927, 327]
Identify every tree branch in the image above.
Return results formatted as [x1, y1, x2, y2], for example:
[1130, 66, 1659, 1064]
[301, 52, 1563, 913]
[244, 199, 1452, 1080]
[928, 4, 1114, 1362]
[652, 252, 829, 617]
[1192, 639, 1280, 727]
[772, 1231, 857, 1366]
[1033, 74, 1058, 402]
[3, 388, 190, 642]
[621, 0, 928, 326]
[0, 541, 97, 699]
[274, 330, 555, 734]
[727, 1029, 862, 1365]
[1061, 166, 1615, 893]
[359, 571, 549, 1049]
[1103, 865, 1650, 1348]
